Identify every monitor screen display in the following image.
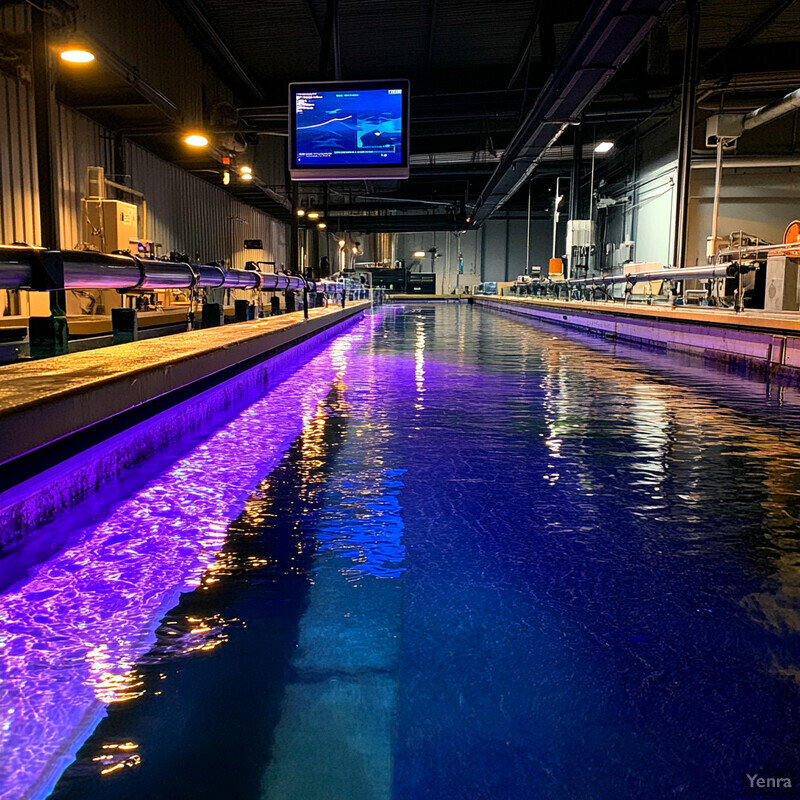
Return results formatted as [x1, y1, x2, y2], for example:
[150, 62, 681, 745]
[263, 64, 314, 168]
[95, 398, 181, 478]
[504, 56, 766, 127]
[289, 79, 410, 180]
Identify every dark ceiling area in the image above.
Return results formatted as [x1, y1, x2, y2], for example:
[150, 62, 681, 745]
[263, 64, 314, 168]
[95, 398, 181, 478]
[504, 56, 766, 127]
[46, 0, 800, 231]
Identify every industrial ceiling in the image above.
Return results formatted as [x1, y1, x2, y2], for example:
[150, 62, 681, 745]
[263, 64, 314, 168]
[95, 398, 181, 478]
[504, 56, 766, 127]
[30, 0, 800, 230]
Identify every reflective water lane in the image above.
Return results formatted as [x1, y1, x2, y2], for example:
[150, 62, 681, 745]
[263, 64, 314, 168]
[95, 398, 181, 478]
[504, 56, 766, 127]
[3, 304, 800, 800]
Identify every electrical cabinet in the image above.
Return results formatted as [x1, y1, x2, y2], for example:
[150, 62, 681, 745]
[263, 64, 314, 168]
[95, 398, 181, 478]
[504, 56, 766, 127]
[81, 199, 139, 252]
[764, 256, 800, 312]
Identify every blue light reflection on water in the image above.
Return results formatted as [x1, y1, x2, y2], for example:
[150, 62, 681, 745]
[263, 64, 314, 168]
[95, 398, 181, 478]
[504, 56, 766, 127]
[4, 303, 800, 799]
[387, 305, 800, 799]
[0, 318, 377, 800]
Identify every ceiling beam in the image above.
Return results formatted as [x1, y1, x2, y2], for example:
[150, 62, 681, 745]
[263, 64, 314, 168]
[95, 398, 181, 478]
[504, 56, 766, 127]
[329, 214, 468, 233]
[171, 0, 265, 101]
[473, 0, 678, 225]
[426, 0, 439, 67]
[507, 1, 543, 89]
[702, 0, 798, 69]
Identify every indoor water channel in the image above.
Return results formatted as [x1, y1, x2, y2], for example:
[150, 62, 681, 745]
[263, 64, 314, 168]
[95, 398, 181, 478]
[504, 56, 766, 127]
[2, 304, 800, 799]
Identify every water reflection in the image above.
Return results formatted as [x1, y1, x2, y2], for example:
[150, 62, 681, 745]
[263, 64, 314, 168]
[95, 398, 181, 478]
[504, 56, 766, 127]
[0, 319, 376, 800]
[5, 302, 800, 799]
[50, 360, 370, 799]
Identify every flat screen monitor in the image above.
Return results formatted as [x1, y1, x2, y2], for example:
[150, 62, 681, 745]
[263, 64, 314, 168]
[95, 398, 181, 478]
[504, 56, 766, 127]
[289, 79, 410, 181]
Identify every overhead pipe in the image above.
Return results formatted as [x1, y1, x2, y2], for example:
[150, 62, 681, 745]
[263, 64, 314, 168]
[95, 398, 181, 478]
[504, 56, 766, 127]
[0, 246, 315, 293]
[742, 87, 800, 131]
[672, 0, 701, 270]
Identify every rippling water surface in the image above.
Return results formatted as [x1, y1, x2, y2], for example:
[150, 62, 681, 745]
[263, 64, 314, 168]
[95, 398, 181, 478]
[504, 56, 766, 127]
[4, 304, 800, 800]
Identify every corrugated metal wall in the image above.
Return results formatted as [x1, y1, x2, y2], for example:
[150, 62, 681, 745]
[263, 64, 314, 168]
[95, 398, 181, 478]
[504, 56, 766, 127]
[0, 70, 38, 246]
[55, 106, 113, 249]
[0, 74, 288, 266]
[0, 4, 38, 246]
[125, 141, 288, 269]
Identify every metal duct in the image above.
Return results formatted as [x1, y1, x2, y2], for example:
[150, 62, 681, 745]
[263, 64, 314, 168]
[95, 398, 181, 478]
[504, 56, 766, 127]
[62, 251, 142, 289]
[193, 264, 227, 288]
[472, 0, 677, 224]
[137, 260, 196, 290]
[0, 246, 314, 293]
[743, 88, 800, 132]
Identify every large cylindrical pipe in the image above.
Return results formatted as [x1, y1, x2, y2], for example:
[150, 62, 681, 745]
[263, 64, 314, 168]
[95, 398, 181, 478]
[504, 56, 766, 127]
[193, 264, 226, 288]
[564, 263, 737, 287]
[138, 260, 195, 289]
[628, 263, 736, 283]
[0, 247, 35, 288]
[0, 247, 316, 293]
[62, 251, 141, 289]
[219, 270, 260, 290]
[259, 273, 281, 290]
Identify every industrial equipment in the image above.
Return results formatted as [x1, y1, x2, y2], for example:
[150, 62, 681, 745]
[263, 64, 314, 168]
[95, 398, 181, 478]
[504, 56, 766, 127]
[0, 246, 315, 294]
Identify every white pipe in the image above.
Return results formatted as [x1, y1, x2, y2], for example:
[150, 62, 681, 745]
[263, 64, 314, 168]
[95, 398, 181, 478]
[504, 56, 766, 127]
[743, 87, 800, 131]
[710, 138, 724, 256]
[692, 157, 800, 168]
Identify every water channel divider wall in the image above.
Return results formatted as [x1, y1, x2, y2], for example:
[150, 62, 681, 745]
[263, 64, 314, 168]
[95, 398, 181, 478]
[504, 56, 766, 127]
[475, 296, 800, 385]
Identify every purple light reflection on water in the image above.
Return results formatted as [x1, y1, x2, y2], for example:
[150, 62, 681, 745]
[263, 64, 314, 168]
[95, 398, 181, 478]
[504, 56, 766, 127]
[0, 316, 378, 800]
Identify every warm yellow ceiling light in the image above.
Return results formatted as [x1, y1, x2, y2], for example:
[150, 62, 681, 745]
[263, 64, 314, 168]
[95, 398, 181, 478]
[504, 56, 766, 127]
[317, 222, 327, 229]
[296, 209, 306, 217]
[338, 239, 346, 247]
[184, 134, 209, 147]
[241, 172, 253, 181]
[413, 250, 426, 258]
[60, 49, 95, 64]
[307, 211, 320, 220]
[240, 166, 252, 174]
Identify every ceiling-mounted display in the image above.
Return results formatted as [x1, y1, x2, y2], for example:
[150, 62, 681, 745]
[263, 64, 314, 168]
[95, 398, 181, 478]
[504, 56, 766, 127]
[289, 79, 410, 181]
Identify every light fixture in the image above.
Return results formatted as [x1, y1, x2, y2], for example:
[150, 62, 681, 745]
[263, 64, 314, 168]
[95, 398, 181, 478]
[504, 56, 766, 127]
[223, 170, 230, 185]
[413, 250, 426, 258]
[241, 172, 253, 181]
[317, 222, 327, 229]
[239, 166, 252, 175]
[338, 239, 346, 247]
[60, 49, 95, 64]
[594, 141, 614, 153]
[307, 211, 320, 220]
[183, 133, 209, 147]
[351, 246, 359, 254]
[296, 208, 306, 217]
